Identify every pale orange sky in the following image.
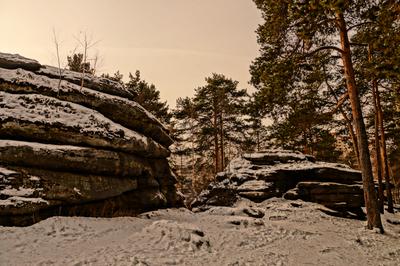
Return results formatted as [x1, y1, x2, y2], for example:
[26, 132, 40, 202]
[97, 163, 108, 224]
[0, 0, 262, 107]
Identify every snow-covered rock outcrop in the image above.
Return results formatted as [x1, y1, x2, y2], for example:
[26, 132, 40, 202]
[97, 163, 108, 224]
[192, 150, 365, 217]
[0, 52, 181, 226]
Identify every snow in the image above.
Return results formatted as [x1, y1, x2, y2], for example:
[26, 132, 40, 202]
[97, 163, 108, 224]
[243, 149, 308, 160]
[0, 91, 149, 143]
[73, 187, 82, 195]
[0, 52, 40, 68]
[0, 198, 399, 265]
[0, 196, 48, 207]
[226, 153, 360, 177]
[29, 176, 40, 181]
[0, 187, 35, 197]
[37, 65, 130, 95]
[0, 67, 166, 130]
[0, 140, 85, 151]
[0, 167, 17, 176]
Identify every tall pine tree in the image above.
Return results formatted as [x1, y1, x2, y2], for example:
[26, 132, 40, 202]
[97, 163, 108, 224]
[250, 0, 384, 231]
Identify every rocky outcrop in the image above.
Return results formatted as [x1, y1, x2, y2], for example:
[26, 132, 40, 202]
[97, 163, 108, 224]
[0, 52, 41, 71]
[192, 150, 364, 215]
[0, 52, 182, 226]
[0, 67, 173, 147]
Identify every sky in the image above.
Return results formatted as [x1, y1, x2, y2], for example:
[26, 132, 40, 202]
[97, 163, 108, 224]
[0, 0, 262, 107]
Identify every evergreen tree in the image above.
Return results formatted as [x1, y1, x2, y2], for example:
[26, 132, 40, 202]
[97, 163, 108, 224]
[101, 70, 171, 124]
[171, 73, 248, 197]
[126, 70, 171, 124]
[67, 53, 94, 74]
[250, 0, 384, 231]
[193, 73, 247, 174]
[351, 0, 400, 212]
[100, 71, 124, 84]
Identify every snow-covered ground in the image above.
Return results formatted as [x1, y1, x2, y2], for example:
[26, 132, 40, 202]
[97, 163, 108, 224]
[0, 198, 399, 265]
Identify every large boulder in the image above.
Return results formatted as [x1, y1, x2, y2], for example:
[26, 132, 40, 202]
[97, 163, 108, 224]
[0, 140, 153, 177]
[0, 52, 41, 71]
[0, 67, 173, 147]
[284, 182, 364, 209]
[36, 65, 133, 100]
[0, 92, 169, 158]
[192, 150, 364, 215]
[0, 52, 182, 226]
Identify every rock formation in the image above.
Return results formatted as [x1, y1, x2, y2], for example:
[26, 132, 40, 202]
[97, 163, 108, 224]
[0, 52, 182, 226]
[192, 150, 365, 217]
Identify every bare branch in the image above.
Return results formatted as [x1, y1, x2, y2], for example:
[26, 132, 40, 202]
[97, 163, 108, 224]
[52, 28, 63, 90]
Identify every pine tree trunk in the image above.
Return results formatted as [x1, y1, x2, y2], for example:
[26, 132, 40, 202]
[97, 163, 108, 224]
[325, 74, 360, 166]
[213, 110, 220, 174]
[372, 79, 385, 213]
[376, 86, 395, 213]
[335, 11, 383, 231]
[219, 112, 225, 171]
[369, 45, 385, 213]
[345, 114, 360, 167]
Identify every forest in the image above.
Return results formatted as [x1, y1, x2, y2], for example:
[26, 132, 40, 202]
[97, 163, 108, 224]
[1, 0, 400, 264]
[72, 1, 399, 231]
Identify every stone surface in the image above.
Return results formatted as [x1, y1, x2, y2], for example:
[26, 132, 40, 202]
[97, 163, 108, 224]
[283, 182, 364, 209]
[0, 166, 138, 215]
[0, 92, 169, 158]
[0, 68, 172, 146]
[0, 52, 182, 226]
[192, 150, 364, 215]
[0, 52, 41, 71]
[0, 140, 154, 177]
[36, 65, 133, 100]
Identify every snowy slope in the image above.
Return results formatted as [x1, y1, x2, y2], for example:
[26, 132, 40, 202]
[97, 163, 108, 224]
[0, 198, 399, 265]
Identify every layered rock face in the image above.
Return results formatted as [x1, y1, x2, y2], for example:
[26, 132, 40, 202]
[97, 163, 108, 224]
[192, 150, 364, 216]
[0, 52, 181, 226]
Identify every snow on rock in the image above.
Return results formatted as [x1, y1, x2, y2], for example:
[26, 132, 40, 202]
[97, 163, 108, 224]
[0, 167, 17, 176]
[0, 67, 172, 146]
[193, 150, 364, 216]
[0, 196, 49, 207]
[0, 139, 154, 177]
[0, 91, 168, 158]
[0, 198, 399, 265]
[0, 187, 35, 197]
[36, 65, 133, 100]
[0, 52, 41, 71]
[0, 52, 182, 226]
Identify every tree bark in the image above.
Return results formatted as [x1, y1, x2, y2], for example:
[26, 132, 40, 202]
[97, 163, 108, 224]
[219, 112, 225, 171]
[369, 45, 385, 213]
[372, 79, 385, 213]
[335, 11, 383, 231]
[324, 74, 360, 166]
[213, 108, 220, 174]
[376, 86, 395, 213]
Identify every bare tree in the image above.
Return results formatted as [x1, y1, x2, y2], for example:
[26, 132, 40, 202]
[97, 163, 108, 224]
[73, 32, 100, 88]
[52, 28, 63, 90]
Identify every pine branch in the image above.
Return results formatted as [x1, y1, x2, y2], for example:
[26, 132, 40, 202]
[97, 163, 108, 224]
[306, 46, 345, 56]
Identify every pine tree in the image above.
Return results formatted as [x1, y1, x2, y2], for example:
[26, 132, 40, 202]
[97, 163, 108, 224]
[251, 0, 384, 231]
[101, 70, 172, 124]
[100, 71, 124, 84]
[171, 73, 248, 192]
[351, 0, 400, 213]
[67, 53, 94, 74]
[193, 73, 247, 174]
[126, 70, 171, 124]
